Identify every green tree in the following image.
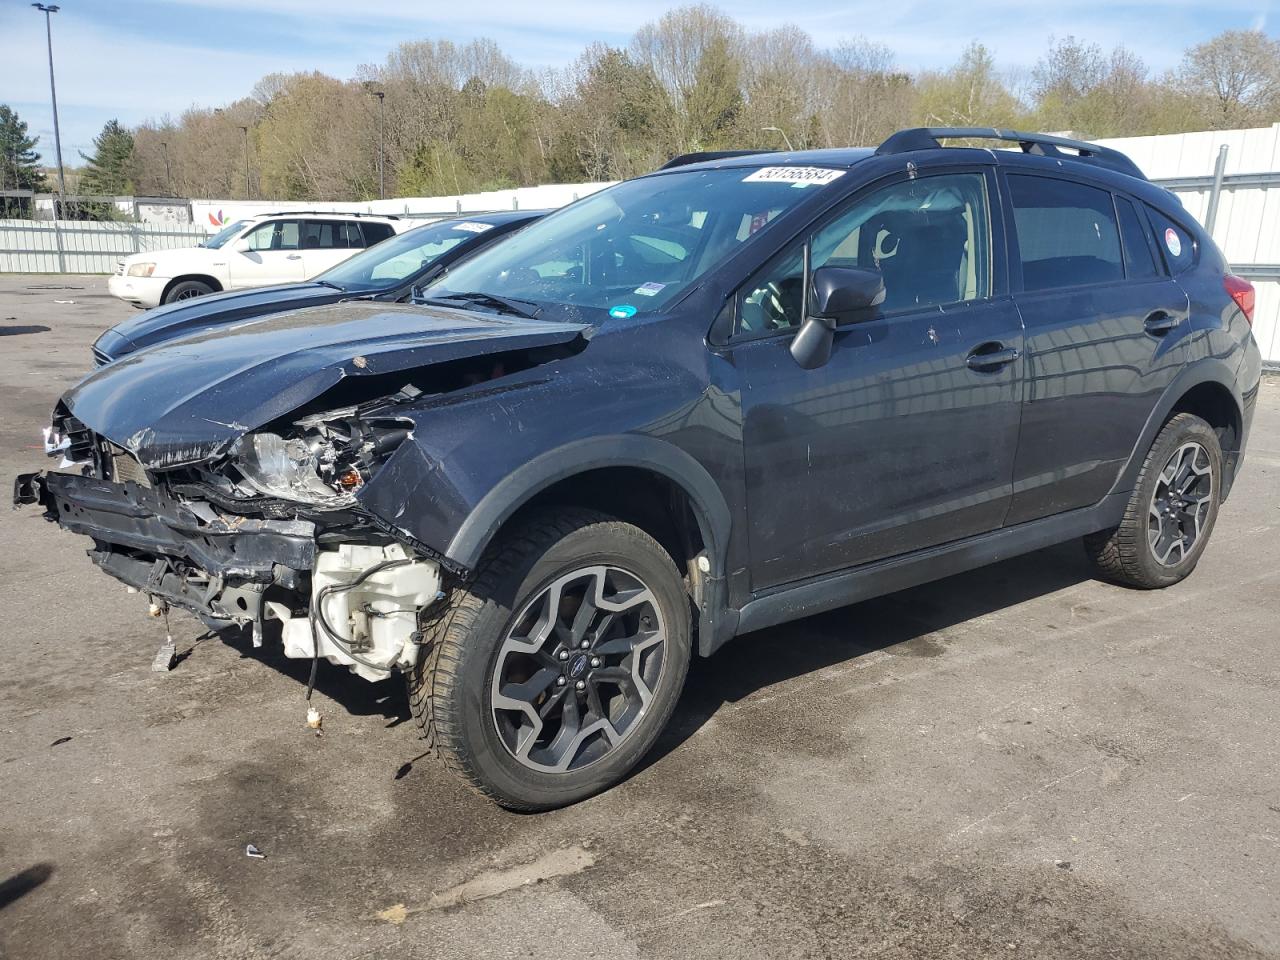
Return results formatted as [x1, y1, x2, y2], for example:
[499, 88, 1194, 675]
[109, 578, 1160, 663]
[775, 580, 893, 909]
[915, 42, 1025, 129]
[79, 119, 137, 196]
[1176, 30, 1280, 128]
[0, 105, 48, 214]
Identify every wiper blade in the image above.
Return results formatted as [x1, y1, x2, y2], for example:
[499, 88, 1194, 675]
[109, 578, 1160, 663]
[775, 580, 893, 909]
[313, 280, 345, 291]
[422, 291, 541, 319]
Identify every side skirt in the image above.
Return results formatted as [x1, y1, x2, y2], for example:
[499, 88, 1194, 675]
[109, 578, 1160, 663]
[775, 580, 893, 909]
[732, 493, 1128, 638]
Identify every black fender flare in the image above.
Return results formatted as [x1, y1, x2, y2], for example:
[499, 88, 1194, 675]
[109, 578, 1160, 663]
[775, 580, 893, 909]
[444, 435, 736, 655]
[1107, 357, 1244, 499]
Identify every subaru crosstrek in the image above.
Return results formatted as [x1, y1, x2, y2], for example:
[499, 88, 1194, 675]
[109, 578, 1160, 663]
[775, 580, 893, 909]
[15, 128, 1262, 810]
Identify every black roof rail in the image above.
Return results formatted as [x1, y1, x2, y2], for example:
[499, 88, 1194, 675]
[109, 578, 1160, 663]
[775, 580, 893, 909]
[660, 150, 770, 170]
[254, 210, 401, 219]
[875, 127, 1146, 181]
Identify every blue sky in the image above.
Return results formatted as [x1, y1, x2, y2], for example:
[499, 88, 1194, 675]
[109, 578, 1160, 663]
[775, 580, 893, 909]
[1, 0, 1273, 162]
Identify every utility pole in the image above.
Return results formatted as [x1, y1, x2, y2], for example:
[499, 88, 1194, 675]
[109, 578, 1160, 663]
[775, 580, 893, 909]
[160, 141, 172, 195]
[238, 125, 251, 198]
[372, 91, 385, 199]
[32, 4, 67, 200]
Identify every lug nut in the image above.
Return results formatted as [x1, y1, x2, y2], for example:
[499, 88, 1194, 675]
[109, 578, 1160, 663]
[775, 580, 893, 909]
[590, 657, 601, 668]
[556, 676, 567, 686]
[575, 680, 586, 691]
[558, 650, 570, 661]
[579, 640, 590, 649]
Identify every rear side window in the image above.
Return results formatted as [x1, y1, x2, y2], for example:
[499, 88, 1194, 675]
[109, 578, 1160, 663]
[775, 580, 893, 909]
[360, 222, 395, 246]
[1008, 175, 1123, 292]
[1115, 197, 1161, 280]
[1145, 206, 1196, 274]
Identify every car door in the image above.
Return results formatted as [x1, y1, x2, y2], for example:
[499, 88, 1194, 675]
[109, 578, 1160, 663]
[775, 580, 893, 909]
[1001, 172, 1190, 525]
[228, 219, 306, 288]
[730, 168, 1025, 591]
[299, 220, 362, 277]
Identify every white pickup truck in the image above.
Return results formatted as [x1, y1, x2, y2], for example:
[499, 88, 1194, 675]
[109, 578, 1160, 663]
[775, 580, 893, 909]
[108, 212, 404, 308]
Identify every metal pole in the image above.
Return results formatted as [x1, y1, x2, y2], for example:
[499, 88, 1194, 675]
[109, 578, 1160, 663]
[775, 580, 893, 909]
[160, 141, 172, 196]
[762, 126, 794, 151]
[239, 126, 250, 199]
[32, 4, 67, 201]
[1204, 144, 1228, 236]
[375, 92, 385, 200]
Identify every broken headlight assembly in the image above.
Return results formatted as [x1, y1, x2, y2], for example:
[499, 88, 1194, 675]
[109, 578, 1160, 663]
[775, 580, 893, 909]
[229, 410, 411, 507]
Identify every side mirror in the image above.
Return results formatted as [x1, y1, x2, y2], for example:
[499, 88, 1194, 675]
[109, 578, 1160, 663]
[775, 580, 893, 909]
[232, 237, 252, 253]
[789, 265, 886, 369]
[808, 265, 885, 323]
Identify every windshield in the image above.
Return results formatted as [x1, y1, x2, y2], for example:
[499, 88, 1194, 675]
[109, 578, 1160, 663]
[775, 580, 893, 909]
[202, 220, 249, 249]
[423, 165, 846, 318]
[316, 219, 499, 292]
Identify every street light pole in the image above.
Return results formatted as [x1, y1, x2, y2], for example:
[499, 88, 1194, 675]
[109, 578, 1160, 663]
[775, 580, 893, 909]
[238, 125, 251, 198]
[32, 4, 67, 200]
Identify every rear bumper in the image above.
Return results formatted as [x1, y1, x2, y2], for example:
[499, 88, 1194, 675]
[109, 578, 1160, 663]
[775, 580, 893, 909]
[15, 471, 315, 623]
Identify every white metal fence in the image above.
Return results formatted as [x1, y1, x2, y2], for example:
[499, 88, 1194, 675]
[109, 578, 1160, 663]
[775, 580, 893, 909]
[0, 219, 209, 274]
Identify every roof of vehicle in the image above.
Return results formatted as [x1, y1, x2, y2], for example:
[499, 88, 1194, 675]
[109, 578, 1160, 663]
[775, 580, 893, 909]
[245, 210, 401, 221]
[658, 128, 1147, 185]
[424, 209, 551, 227]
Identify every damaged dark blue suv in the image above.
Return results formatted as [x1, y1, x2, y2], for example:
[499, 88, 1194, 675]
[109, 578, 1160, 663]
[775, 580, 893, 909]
[15, 128, 1262, 809]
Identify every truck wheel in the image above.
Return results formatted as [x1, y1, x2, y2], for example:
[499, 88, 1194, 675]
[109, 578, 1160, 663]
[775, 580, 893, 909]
[407, 509, 692, 810]
[1084, 412, 1222, 589]
[163, 279, 213, 303]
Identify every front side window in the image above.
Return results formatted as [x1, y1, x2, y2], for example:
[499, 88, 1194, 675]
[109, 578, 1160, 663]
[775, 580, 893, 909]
[244, 219, 300, 252]
[425, 165, 845, 318]
[1008, 175, 1122, 291]
[735, 172, 991, 335]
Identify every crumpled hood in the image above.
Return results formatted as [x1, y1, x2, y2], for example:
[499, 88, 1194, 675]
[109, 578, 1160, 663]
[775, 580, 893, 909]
[64, 300, 589, 469]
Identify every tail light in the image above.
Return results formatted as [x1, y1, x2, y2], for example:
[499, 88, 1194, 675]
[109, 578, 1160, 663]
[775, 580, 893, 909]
[1224, 274, 1255, 326]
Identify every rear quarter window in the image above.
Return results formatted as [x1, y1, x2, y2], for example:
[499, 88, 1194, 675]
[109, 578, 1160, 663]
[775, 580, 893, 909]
[360, 222, 396, 246]
[1144, 205, 1197, 275]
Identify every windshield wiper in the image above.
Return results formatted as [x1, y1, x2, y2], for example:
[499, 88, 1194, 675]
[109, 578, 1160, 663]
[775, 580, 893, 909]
[422, 291, 542, 320]
[314, 279, 346, 291]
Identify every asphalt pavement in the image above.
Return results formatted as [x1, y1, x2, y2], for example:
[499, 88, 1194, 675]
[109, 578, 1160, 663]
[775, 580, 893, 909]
[1, 274, 1277, 959]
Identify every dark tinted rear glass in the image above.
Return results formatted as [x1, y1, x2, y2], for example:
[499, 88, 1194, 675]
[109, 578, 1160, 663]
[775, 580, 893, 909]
[1115, 197, 1160, 280]
[1145, 205, 1196, 274]
[361, 222, 395, 246]
[1008, 174, 1123, 292]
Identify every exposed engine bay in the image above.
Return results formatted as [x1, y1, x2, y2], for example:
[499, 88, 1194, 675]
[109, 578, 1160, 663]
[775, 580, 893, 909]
[19, 396, 442, 682]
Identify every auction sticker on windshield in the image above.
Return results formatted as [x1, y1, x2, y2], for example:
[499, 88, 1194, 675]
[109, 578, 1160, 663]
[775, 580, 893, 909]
[452, 222, 495, 234]
[743, 166, 845, 186]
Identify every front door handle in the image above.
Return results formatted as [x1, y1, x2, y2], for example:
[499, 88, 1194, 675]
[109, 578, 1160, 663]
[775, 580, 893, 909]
[286, 254, 303, 260]
[1143, 310, 1179, 336]
[966, 343, 1020, 371]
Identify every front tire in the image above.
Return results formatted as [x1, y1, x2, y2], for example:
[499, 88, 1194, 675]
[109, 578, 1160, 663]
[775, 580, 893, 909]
[407, 509, 692, 810]
[163, 279, 214, 304]
[1084, 412, 1222, 589]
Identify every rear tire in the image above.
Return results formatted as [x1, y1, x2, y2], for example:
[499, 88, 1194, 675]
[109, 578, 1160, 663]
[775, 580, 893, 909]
[1084, 412, 1222, 589]
[163, 279, 214, 304]
[406, 508, 692, 811]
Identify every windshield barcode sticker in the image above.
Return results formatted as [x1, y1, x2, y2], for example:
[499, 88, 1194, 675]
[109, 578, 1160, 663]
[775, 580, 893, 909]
[743, 166, 845, 186]
[452, 221, 494, 233]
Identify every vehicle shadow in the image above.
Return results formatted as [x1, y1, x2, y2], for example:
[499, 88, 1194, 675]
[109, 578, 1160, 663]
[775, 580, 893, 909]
[211, 624, 411, 727]
[204, 541, 1096, 780]
[637, 541, 1097, 775]
[0, 864, 54, 911]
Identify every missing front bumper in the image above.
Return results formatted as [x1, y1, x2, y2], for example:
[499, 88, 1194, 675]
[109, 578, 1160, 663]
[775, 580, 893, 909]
[15, 470, 316, 625]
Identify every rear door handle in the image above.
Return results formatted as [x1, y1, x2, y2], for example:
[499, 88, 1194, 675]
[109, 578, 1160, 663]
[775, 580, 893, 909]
[1143, 310, 1179, 335]
[966, 344, 1020, 370]
[286, 254, 303, 260]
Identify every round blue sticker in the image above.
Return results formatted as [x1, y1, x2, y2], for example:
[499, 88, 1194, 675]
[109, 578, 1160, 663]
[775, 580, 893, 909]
[609, 304, 638, 319]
